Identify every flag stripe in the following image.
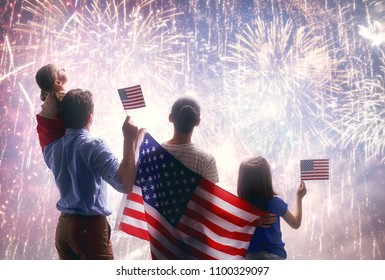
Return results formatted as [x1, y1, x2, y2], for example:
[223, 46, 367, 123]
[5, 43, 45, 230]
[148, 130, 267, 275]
[145, 207, 200, 259]
[119, 222, 149, 241]
[190, 194, 258, 232]
[176, 221, 247, 256]
[193, 186, 262, 228]
[200, 178, 267, 217]
[184, 199, 256, 240]
[181, 207, 251, 246]
[145, 202, 241, 260]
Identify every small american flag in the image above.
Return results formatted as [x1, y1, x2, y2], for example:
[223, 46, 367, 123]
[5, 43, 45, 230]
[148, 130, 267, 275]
[300, 159, 329, 181]
[115, 132, 265, 260]
[118, 85, 146, 110]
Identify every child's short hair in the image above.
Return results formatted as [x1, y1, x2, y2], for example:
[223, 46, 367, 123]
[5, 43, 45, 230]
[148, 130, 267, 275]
[35, 64, 58, 101]
[171, 97, 201, 133]
[59, 89, 94, 129]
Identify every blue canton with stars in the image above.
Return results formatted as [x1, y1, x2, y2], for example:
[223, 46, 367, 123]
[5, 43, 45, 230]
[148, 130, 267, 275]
[135, 133, 202, 226]
[300, 160, 314, 171]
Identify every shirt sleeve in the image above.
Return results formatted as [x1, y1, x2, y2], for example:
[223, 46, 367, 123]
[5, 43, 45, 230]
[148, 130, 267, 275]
[91, 140, 125, 193]
[272, 197, 288, 217]
[36, 114, 66, 151]
[202, 155, 219, 183]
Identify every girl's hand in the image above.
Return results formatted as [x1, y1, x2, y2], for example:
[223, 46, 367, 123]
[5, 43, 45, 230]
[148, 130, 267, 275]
[297, 181, 307, 198]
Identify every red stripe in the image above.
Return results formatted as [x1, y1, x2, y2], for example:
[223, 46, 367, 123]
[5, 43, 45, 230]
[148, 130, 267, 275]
[124, 91, 143, 97]
[191, 191, 261, 228]
[123, 96, 144, 102]
[301, 171, 329, 174]
[122, 100, 145, 106]
[177, 219, 248, 256]
[184, 205, 253, 242]
[145, 212, 182, 259]
[199, 178, 267, 217]
[119, 222, 149, 241]
[125, 85, 141, 91]
[127, 192, 143, 204]
[145, 210, 216, 259]
[123, 207, 146, 221]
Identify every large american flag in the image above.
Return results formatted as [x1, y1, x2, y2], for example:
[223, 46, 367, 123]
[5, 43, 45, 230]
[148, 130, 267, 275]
[115, 132, 266, 260]
[300, 159, 330, 181]
[118, 85, 146, 110]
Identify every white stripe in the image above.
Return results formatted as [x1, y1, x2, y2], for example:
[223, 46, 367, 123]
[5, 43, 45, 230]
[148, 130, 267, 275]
[120, 215, 148, 231]
[179, 214, 251, 249]
[144, 205, 196, 259]
[145, 204, 242, 260]
[185, 198, 256, 235]
[194, 186, 259, 221]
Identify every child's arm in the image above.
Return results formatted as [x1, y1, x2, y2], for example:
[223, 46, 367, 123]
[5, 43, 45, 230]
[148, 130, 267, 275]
[282, 181, 307, 229]
[36, 91, 66, 151]
[39, 91, 65, 119]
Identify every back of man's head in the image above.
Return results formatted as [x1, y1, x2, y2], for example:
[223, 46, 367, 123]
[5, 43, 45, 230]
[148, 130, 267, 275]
[60, 88, 94, 129]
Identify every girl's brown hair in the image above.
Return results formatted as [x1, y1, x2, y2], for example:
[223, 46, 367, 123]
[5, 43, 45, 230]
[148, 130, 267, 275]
[237, 156, 277, 210]
[35, 64, 58, 101]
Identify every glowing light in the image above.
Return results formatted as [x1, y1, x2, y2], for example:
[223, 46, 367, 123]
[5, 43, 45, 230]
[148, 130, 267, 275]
[0, 0, 384, 260]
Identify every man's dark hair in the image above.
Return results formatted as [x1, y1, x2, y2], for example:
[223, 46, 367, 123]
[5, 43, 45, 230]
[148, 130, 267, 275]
[171, 97, 201, 133]
[59, 89, 94, 129]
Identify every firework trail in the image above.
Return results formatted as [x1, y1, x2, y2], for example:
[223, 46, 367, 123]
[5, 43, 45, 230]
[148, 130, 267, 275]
[0, 0, 384, 260]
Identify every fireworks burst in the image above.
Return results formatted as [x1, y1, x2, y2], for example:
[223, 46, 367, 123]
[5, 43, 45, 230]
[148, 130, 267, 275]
[223, 15, 345, 157]
[1, 0, 385, 260]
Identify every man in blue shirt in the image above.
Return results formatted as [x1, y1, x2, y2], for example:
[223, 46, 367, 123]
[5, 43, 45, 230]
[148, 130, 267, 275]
[44, 88, 139, 259]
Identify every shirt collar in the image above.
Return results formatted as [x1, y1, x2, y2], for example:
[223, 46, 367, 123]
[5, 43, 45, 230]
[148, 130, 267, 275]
[65, 128, 90, 136]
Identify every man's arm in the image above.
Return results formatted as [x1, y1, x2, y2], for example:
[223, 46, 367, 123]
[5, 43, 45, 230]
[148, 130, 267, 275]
[117, 116, 139, 194]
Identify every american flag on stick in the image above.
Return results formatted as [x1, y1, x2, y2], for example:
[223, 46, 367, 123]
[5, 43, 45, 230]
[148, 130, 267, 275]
[115, 132, 266, 260]
[300, 159, 330, 181]
[118, 85, 146, 110]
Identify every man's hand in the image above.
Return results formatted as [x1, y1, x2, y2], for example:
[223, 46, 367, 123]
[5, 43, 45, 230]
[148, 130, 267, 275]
[122, 116, 138, 143]
[258, 213, 277, 228]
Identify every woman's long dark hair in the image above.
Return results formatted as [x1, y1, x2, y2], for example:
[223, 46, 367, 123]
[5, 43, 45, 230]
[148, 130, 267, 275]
[237, 156, 277, 210]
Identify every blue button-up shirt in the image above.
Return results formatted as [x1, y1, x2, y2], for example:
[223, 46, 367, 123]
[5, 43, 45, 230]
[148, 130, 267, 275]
[44, 128, 125, 216]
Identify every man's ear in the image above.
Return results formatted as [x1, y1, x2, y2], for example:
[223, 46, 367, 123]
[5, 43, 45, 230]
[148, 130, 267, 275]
[169, 114, 174, 123]
[88, 113, 93, 126]
[195, 118, 201, 126]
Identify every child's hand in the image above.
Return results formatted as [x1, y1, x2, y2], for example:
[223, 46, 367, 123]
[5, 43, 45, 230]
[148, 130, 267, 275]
[297, 181, 307, 199]
[55, 90, 66, 101]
